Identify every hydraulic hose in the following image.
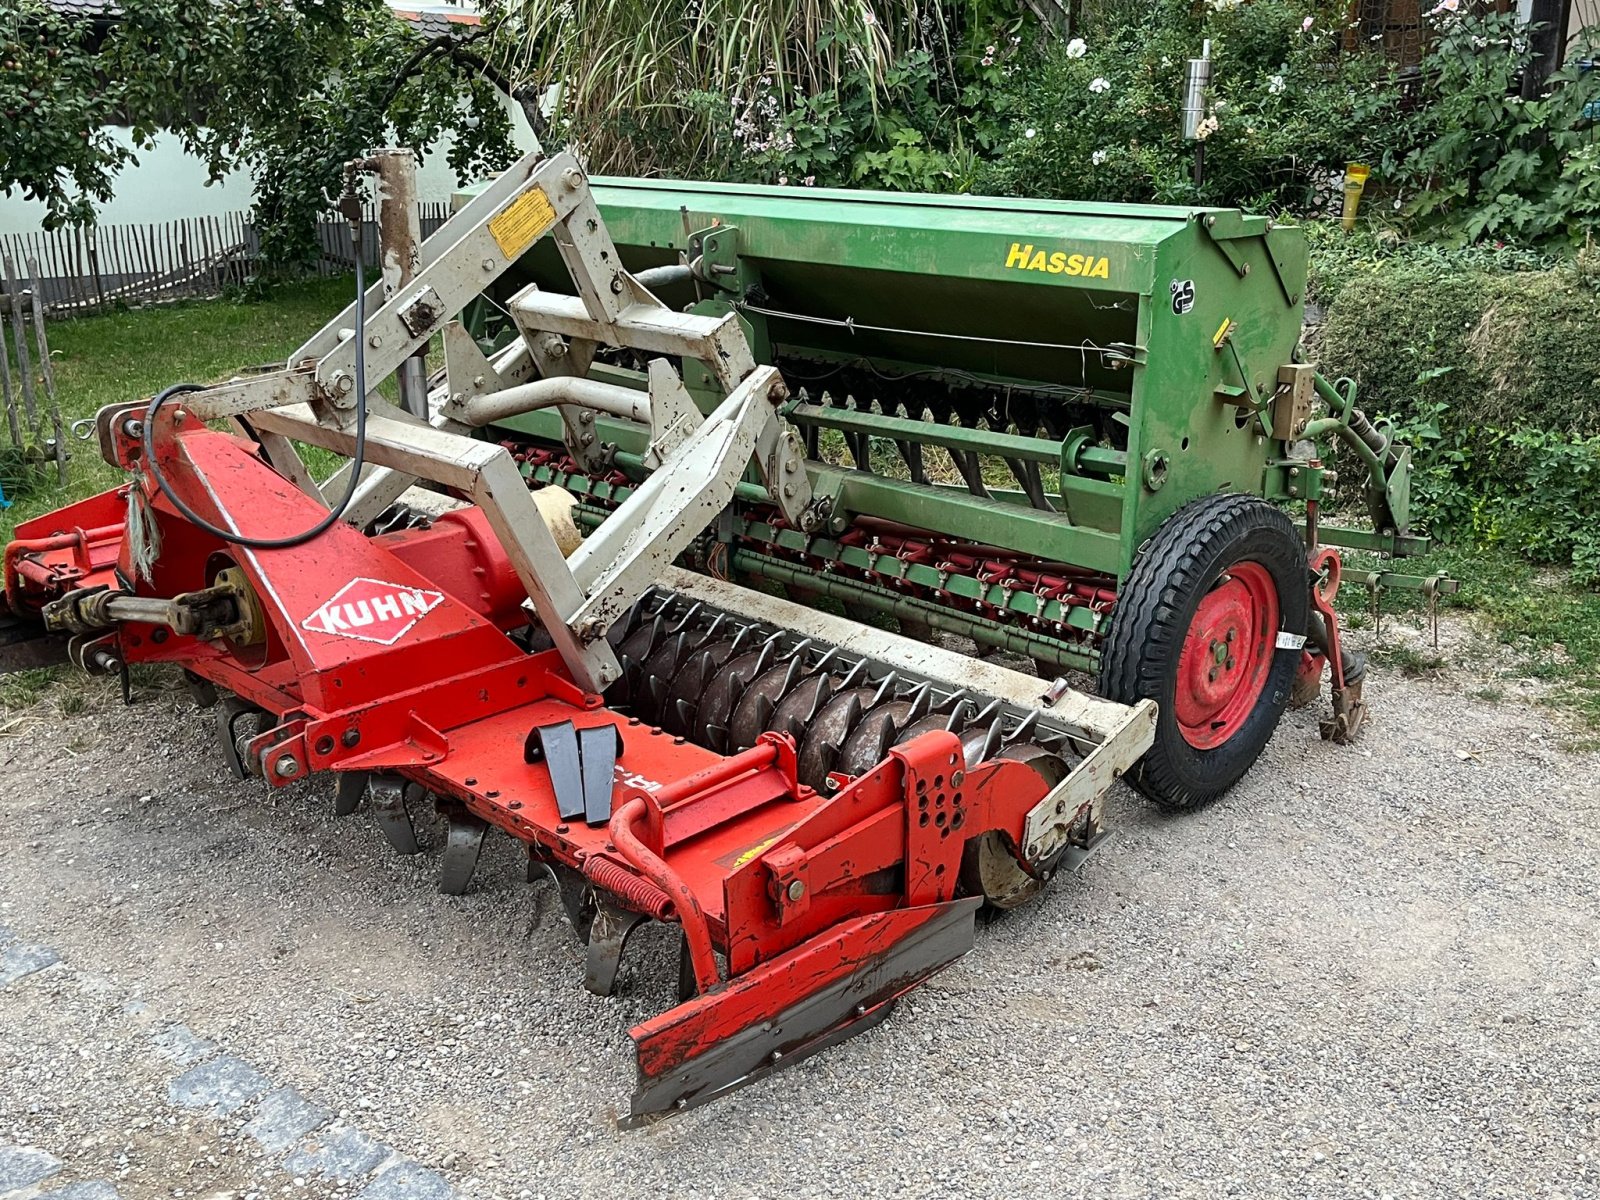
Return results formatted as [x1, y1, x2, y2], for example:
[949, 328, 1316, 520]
[139, 239, 371, 550]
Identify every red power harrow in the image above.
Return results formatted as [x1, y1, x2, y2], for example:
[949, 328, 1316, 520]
[0, 150, 1155, 1120]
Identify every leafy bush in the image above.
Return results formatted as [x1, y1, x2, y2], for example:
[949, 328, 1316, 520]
[977, 0, 1402, 211]
[1384, 11, 1600, 244]
[1314, 240, 1600, 583]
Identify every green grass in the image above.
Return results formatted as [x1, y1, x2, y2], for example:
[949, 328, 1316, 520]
[2, 277, 358, 541]
[1339, 542, 1600, 736]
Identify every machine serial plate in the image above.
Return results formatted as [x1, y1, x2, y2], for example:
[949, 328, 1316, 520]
[489, 187, 557, 259]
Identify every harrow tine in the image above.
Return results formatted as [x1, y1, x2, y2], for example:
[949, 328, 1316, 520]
[544, 862, 598, 943]
[584, 901, 649, 997]
[368, 776, 421, 855]
[333, 771, 367, 817]
[438, 803, 490, 895]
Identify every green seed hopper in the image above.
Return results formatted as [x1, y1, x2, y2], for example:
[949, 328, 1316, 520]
[466, 173, 1450, 807]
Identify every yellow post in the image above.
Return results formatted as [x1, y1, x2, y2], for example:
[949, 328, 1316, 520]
[1341, 163, 1370, 232]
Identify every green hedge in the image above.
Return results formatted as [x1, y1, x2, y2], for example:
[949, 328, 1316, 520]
[1312, 235, 1600, 583]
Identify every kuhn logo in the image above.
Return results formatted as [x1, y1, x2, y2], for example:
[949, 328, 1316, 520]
[301, 577, 444, 645]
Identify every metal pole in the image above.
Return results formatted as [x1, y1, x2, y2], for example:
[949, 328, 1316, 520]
[1522, 0, 1570, 100]
[370, 147, 428, 419]
[1183, 40, 1212, 189]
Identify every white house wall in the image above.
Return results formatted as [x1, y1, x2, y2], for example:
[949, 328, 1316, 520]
[0, 93, 538, 236]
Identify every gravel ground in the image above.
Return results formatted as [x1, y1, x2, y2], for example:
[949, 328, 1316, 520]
[1, 612, 1597, 1200]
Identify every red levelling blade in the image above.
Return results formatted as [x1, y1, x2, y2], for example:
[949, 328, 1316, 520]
[623, 896, 981, 1127]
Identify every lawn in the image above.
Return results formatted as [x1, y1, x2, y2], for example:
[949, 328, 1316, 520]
[1, 276, 357, 541]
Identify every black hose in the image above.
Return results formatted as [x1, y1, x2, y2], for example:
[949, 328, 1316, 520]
[140, 250, 371, 549]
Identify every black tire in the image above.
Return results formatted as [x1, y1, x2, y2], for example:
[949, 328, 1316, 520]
[1097, 493, 1308, 810]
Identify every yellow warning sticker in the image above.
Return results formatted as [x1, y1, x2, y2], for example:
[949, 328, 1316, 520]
[488, 187, 556, 259]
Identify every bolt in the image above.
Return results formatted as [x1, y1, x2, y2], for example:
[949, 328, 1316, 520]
[1241, 263, 1251, 276]
[1055, 799, 1066, 815]
[951, 770, 964, 787]
[786, 879, 805, 902]
[472, 375, 486, 388]
[331, 371, 355, 396]
[342, 729, 361, 748]
[368, 334, 383, 349]
[122, 417, 144, 439]
[580, 432, 595, 446]
[1289, 467, 1300, 478]
[273, 754, 300, 779]
[562, 167, 584, 191]
[1226, 628, 1236, 643]
[481, 257, 496, 272]
[579, 410, 594, 424]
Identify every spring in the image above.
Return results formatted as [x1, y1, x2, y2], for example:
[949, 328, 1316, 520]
[582, 855, 676, 921]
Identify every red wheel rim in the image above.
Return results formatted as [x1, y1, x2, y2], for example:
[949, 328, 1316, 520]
[1173, 561, 1280, 750]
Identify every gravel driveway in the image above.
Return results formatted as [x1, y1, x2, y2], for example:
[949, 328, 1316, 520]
[1, 616, 1596, 1200]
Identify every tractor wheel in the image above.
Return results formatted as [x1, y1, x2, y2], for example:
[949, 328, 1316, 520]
[1097, 493, 1308, 810]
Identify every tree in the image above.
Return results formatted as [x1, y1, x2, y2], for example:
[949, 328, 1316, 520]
[0, 0, 521, 267]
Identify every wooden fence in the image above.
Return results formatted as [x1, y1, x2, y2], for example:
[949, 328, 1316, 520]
[0, 202, 455, 319]
[0, 251, 66, 490]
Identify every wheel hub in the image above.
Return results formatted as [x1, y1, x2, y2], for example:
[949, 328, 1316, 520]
[1174, 562, 1279, 750]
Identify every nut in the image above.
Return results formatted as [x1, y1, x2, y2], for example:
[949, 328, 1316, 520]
[273, 754, 301, 779]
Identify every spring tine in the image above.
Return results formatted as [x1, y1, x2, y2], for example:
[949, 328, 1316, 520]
[977, 718, 1005, 764]
[970, 698, 1003, 729]
[704, 723, 729, 753]
[751, 638, 778, 677]
[811, 645, 839, 675]
[668, 601, 703, 635]
[943, 700, 972, 733]
[728, 624, 754, 655]
[869, 671, 899, 709]
[941, 688, 972, 714]
[837, 658, 869, 690]
[903, 682, 932, 723]
[1008, 709, 1041, 745]
[779, 656, 806, 695]
[698, 612, 727, 644]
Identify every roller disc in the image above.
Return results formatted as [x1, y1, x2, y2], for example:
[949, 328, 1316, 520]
[662, 639, 738, 738]
[728, 660, 820, 752]
[797, 687, 874, 790]
[958, 745, 1069, 911]
[835, 699, 916, 779]
[695, 647, 774, 752]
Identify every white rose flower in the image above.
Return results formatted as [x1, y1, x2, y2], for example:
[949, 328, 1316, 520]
[1089, 77, 1111, 94]
[1065, 38, 1088, 59]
